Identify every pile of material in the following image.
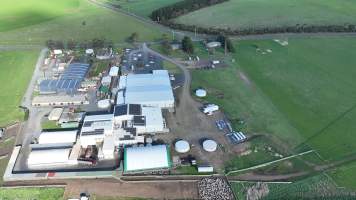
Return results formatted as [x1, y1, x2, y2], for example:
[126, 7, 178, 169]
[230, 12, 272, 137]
[198, 177, 234, 200]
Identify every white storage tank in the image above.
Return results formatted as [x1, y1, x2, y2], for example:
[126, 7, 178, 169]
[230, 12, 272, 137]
[175, 140, 190, 153]
[195, 89, 207, 97]
[202, 139, 217, 152]
[97, 99, 111, 109]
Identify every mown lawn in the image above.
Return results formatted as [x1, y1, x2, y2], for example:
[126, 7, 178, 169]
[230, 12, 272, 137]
[0, 187, 65, 200]
[175, 0, 356, 30]
[0, 0, 162, 45]
[0, 51, 38, 127]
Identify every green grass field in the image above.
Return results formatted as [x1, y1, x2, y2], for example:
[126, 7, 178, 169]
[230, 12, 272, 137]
[103, 0, 181, 17]
[0, 0, 79, 32]
[192, 37, 356, 170]
[175, 0, 356, 29]
[0, 187, 65, 200]
[231, 174, 351, 199]
[0, 0, 161, 45]
[0, 51, 38, 126]
[329, 161, 356, 190]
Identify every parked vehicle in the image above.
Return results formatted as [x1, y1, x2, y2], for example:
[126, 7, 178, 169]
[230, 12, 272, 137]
[202, 104, 219, 115]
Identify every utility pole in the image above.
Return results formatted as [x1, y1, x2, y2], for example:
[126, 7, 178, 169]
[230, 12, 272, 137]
[172, 30, 175, 41]
[195, 27, 197, 39]
[224, 36, 227, 56]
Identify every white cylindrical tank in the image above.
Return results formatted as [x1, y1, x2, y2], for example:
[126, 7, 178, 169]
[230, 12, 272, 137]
[203, 139, 217, 152]
[195, 89, 207, 97]
[206, 42, 221, 48]
[175, 140, 190, 153]
[97, 99, 111, 109]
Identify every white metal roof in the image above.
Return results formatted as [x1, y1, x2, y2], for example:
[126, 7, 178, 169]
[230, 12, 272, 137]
[48, 108, 64, 121]
[27, 148, 71, 167]
[117, 70, 174, 108]
[109, 66, 119, 76]
[38, 131, 78, 144]
[124, 145, 170, 172]
[141, 106, 164, 130]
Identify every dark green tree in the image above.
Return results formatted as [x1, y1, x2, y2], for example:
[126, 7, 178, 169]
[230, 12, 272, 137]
[182, 36, 194, 54]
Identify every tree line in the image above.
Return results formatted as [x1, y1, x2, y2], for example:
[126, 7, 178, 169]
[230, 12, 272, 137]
[45, 38, 113, 50]
[150, 0, 228, 21]
[162, 21, 356, 36]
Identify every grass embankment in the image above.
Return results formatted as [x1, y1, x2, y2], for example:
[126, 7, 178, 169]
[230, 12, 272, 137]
[0, 187, 65, 200]
[175, 0, 356, 30]
[0, 51, 38, 127]
[0, 0, 161, 45]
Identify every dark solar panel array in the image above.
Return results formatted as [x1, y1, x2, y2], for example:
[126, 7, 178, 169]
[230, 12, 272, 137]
[81, 128, 104, 136]
[129, 104, 142, 115]
[114, 104, 128, 116]
[39, 63, 90, 94]
[133, 115, 145, 126]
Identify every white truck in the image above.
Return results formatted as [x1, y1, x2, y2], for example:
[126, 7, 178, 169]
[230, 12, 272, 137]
[202, 104, 219, 115]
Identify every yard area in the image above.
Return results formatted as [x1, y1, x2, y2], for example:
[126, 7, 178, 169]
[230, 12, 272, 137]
[0, 0, 162, 45]
[0, 51, 38, 127]
[174, 0, 356, 30]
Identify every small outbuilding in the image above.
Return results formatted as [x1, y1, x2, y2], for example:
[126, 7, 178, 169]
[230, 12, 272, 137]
[48, 108, 64, 121]
[206, 42, 221, 48]
[109, 66, 119, 77]
[97, 99, 111, 109]
[85, 49, 94, 55]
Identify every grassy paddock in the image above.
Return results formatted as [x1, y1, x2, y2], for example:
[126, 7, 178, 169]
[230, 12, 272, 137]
[0, 0, 161, 45]
[0, 51, 38, 126]
[236, 37, 356, 161]
[0, 0, 79, 32]
[175, 0, 356, 30]
[102, 0, 181, 17]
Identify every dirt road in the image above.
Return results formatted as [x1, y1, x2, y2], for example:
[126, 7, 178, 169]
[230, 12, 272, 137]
[63, 179, 199, 199]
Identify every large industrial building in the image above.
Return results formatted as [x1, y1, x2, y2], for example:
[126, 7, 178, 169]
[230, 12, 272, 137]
[116, 70, 174, 109]
[32, 94, 89, 107]
[27, 147, 78, 169]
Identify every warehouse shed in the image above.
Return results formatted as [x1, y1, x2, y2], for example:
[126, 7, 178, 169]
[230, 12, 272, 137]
[27, 148, 77, 168]
[124, 145, 171, 172]
[117, 70, 174, 109]
[38, 130, 78, 144]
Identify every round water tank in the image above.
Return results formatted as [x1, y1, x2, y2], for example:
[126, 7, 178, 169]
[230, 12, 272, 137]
[203, 140, 217, 152]
[97, 99, 111, 109]
[195, 89, 207, 97]
[175, 140, 190, 153]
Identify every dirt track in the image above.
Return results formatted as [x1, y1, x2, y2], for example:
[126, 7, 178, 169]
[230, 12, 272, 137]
[63, 179, 199, 199]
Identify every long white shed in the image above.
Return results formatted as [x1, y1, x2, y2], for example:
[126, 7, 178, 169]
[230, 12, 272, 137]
[27, 148, 77, 168]
[124, 145, 171, 172]
[38, 131, 78, 144]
